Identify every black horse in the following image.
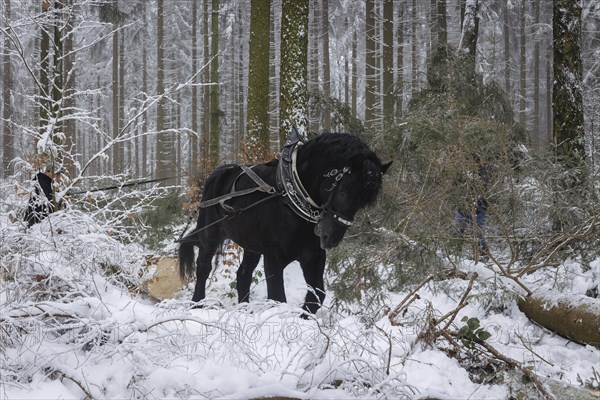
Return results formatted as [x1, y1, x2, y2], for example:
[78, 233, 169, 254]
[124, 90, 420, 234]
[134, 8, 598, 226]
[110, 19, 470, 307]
[178, 131, 390, 314]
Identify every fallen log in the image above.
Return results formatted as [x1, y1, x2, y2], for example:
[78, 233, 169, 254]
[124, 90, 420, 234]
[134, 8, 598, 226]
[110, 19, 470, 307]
[517, 289, 600, 349]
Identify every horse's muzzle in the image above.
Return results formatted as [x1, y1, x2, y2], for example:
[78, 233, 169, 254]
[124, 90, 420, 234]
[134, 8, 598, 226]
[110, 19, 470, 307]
[315, 221, 345, 249]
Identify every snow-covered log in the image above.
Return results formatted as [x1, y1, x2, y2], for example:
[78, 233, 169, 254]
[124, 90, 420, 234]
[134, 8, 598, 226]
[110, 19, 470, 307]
[518, 290, 600, 349]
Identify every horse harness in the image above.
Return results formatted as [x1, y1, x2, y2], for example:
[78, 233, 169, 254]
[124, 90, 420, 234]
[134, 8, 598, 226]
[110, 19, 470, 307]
[276, 133, 353, 227]
[176, 134, 353, 243]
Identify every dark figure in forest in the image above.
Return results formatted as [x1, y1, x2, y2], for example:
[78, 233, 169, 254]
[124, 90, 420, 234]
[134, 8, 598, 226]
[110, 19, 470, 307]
[453, 154, 489, 254]
[24, 164, 62, 227]
[178, 131, 390, 314]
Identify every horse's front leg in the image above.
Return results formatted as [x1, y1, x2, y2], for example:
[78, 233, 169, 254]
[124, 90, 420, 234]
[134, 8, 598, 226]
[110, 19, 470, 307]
[299, 248, 327, 314]
[263, 255, 287, 303]
[236, 250, 261, 303]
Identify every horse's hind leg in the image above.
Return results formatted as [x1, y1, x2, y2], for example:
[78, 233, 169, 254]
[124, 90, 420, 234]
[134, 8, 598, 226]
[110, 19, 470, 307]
[192, 239, 220, 302]
[236, 250, 261, 303]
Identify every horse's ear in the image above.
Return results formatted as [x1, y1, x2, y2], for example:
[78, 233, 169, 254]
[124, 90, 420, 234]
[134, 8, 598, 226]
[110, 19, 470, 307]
[380, 161, 392, 175]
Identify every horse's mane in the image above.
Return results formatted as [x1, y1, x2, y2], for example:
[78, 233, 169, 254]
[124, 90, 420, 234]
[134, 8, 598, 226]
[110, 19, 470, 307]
[301, 133, 379, 165]
[298, 133, 385, 206]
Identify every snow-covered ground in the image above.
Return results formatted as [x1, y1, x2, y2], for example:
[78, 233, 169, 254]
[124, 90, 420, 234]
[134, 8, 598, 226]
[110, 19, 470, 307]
[1, 203, 599, 399]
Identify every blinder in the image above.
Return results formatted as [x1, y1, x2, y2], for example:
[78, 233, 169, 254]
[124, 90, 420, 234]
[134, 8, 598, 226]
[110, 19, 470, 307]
[321, 166, 354, 227]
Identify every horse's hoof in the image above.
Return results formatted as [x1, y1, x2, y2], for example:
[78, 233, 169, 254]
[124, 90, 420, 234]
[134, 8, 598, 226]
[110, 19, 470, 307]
[191, 302, 205, 309]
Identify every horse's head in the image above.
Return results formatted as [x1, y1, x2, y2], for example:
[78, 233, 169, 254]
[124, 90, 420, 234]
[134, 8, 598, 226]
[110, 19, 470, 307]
[315, 157, 391, 249]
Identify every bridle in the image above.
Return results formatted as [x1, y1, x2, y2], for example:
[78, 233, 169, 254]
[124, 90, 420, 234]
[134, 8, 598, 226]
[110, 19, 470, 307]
[276, 134, 354, 227]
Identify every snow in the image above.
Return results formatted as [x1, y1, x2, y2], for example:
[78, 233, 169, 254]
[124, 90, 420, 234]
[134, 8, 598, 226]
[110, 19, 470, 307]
[1, 187, 599, 399]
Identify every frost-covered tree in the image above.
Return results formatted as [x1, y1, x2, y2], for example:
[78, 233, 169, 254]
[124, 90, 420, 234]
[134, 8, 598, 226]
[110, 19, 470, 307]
[246, 0, 271, 160]
[279, 0, 309, 142]
[458, 0, 479, 73]
[364, 0, 377, 133]
[553, 0, 585, 170]
[1, 0, 13, 177]
[209, 0, 220, 168]
[155, 0, 170, 182]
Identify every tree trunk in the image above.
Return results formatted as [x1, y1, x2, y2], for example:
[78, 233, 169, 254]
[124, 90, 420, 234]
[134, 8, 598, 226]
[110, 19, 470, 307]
[247, 0, 271, 161]
[503, 0, 510, 97]
[279, 0, 309, 142]
[308, 0, 320, 134]
[458, 0, 479, 74]
[396, 2, 404, 116]
[190, 0, 199, 176]
[63, 0, 76, 176]
[119, 28, 126, 172]
[552, 0, 587, 232]
[203, 1, 210, 174]
[430, 0, 437, 47]
[112, 0, 120, 174]
[40, 1, 51, 136]
[351, 21, 357, 118]
[553, 0, 585, 167]
[438, 0, 447, 48]
[269, 0, 279, 150]
[518, 0, 526, 128]
[155, 0, 169, 181]
[518, 291, 600, 349]
[209, 0, 220, 169]
[52, 0, 64, 141]
[532, 0, 541, 150]
[2, 0, 13, 177]
[344, 17, 350, 107]
[382, 0, 394, 130]
[142, 27, 148, 178]
[322, 0, 331, 132]
[411, 0, 418, 97]
[364, 0, 377, 133]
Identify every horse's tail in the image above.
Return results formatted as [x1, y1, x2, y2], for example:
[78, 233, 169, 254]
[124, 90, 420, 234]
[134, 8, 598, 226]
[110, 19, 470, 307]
[178, 237, 196, 281]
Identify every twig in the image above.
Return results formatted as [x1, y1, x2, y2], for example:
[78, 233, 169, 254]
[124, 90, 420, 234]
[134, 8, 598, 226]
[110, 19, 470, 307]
[388, 274, 433, 324]
[374, 325, 393, 376]
[439, 272, 478, 331]
[445, 330, 557, 400]
[517, 333, 555, 367]
[56, 370, 95, 400]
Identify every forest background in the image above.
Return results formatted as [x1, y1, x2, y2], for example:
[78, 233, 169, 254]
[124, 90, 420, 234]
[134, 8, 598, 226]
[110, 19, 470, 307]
[1, 0, 600, 399]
